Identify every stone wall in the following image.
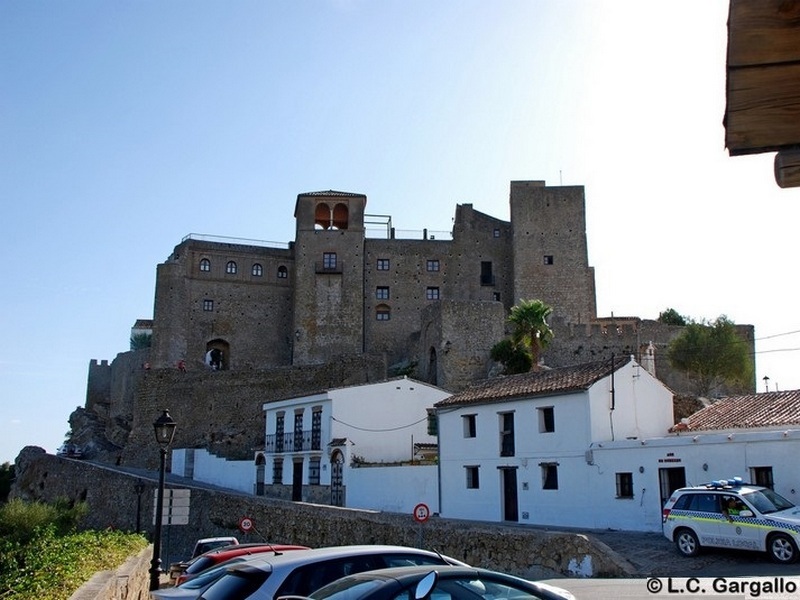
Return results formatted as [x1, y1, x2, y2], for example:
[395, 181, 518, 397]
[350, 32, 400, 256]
[121, 355, 388, 468]
[68, 547, 152, 600]
[12, 449, 634, 579]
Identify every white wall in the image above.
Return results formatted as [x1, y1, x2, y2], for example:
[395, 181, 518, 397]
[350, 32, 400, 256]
[346, 465, 439, 514]
[171, 448, 254, 494]
[331, 378, 445, 462]
[588, 360, 675, 442]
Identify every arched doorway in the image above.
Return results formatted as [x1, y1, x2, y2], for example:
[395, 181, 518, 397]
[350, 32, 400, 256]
[330, 450, 344, 507]
[205, 339, 230, 370]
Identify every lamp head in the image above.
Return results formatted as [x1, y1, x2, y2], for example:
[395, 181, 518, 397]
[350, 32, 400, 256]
[153, 409, 177, 448]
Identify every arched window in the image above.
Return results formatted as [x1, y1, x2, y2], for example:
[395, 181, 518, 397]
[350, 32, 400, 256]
[252, 263, 263, 277]
[376, 304, 391, 321]
[314, 202, 331, 229]
[226, 261, 237, 274]
[199, 258, 211, 272]
[277, 265, 288, 279]
[332, 203, 349, 230]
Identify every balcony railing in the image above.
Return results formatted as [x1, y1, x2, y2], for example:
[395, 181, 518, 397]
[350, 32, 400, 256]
[265, 430, 323, 453]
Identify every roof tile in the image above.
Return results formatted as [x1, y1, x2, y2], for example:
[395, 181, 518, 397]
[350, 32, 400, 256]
[676, 390, 800, 431]
[435, 357, 632, 408]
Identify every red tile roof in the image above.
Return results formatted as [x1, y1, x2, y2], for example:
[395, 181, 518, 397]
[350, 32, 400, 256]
[435, 357, 632, 408]
[675, 390, 800, 432]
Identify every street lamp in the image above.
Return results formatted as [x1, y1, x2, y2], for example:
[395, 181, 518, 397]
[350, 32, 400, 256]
[149, 409, 177, 591]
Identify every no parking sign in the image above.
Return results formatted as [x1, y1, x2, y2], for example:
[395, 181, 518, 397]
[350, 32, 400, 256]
[413, 503, 430, 523]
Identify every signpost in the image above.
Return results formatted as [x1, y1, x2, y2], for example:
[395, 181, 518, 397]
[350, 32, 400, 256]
[413, 503, 430, 547]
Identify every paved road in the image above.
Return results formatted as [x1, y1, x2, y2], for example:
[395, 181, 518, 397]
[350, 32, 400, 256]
[589, 528, 795, 578]
[544, 529, 800, 599]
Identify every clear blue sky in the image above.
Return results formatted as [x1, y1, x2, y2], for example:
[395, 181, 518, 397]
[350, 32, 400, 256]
[2, 1, 799, 464]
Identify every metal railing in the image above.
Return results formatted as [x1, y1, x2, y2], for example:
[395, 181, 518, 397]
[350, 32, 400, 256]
[265, 430, 323, 453]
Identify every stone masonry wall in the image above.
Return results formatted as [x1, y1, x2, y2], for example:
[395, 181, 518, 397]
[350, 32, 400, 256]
[12, 449, 633, 580]
[121, 355, 388, 469]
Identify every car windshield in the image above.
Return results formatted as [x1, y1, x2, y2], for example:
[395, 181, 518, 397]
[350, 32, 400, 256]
[743, 488, 795, 514]
[199, 570, 269, 600]
[310, 578, 386, 600]
[180, 559, 244, 589]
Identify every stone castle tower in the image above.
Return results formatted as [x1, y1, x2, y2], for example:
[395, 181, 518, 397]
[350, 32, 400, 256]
[148, 181, 598, 389]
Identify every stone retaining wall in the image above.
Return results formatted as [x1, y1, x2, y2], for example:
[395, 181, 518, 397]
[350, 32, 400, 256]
[67, 547, 152, 600]
[12, 448, 635, 580]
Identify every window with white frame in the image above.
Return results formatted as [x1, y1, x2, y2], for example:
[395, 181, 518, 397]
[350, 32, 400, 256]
[465, 466, 480, 489]
[309, 457, 321, 485]
[538, 406, 555, 433]
[616, 472, 634, 498]
[462, 414, 477, 438]
[541, 462, 559, 489]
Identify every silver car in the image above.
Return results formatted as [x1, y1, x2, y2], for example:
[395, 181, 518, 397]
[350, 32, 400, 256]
[196, 545, 467, 600]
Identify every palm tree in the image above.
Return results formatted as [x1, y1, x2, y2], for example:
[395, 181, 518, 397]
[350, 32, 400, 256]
[508, 299, 554, 371]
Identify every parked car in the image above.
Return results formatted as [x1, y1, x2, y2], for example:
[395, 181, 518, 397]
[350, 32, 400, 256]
[169, 537, 240, 581]
[175, 544, 311, 586]
[153, 558, 252, 600]
[301, 564, 576, 600]
[196, 545, 468, 600]
[662, 477, 800, 563]
[192, 537, 240, 558]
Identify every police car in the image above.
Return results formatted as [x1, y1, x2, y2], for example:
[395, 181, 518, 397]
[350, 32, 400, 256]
[662, 477, 800, 563]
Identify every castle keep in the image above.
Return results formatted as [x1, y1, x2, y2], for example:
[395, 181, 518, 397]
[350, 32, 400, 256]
[150, 181, 596, 388]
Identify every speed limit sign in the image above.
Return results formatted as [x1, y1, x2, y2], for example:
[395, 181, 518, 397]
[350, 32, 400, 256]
[413, 503, 430, 523]
[239, 516, 254, 533]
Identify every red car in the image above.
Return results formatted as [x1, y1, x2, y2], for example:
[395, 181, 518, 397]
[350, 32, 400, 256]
[175, 543, 310, 586]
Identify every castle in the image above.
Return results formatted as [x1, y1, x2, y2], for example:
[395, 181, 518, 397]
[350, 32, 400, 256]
[149, 181, 596, 388]
[76, 180, 754, 466]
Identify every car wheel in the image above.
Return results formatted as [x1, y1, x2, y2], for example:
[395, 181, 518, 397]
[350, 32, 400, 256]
[768, 533, 798, 564]
[674, 528, 700, 557]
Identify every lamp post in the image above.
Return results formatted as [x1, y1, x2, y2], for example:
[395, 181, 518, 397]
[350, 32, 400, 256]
[149, 409, 177, 591]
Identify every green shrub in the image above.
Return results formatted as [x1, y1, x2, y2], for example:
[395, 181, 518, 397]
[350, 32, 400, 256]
[0, 500, 147, 599]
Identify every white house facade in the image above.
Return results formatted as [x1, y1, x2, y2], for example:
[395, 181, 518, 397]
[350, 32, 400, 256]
[259, 377, 447, 510]
[436, 359, 800, 533]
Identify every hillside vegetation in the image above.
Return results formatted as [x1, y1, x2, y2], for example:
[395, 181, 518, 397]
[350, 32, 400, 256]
[0, 498, 148, 600]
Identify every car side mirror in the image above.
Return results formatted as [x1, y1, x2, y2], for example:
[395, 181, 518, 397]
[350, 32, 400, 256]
[415, 571, 439, 600]
[739, 510, 753, 517]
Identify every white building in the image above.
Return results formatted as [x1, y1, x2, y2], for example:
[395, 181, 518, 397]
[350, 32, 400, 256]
[435, 358, 800, 532]
[258, 377, 447, 511]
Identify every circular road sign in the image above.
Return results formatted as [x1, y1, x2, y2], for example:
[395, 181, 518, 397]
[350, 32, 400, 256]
[239, 516, 254, 533]
[413, 503, 430, 523]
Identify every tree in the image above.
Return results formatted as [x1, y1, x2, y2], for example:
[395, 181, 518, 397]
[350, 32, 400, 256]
[130, 333, 152, 351]
[490, 338, 532, 374]
[658, 308, 687, 326]
[0, 462, 13, 503]
[507, 299, 554, 371]
[666, 315, 754, 397]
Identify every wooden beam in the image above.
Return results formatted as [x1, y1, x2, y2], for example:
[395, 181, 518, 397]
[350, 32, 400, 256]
[774, 149, 800, 188]
[728, 0, 800, 67]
